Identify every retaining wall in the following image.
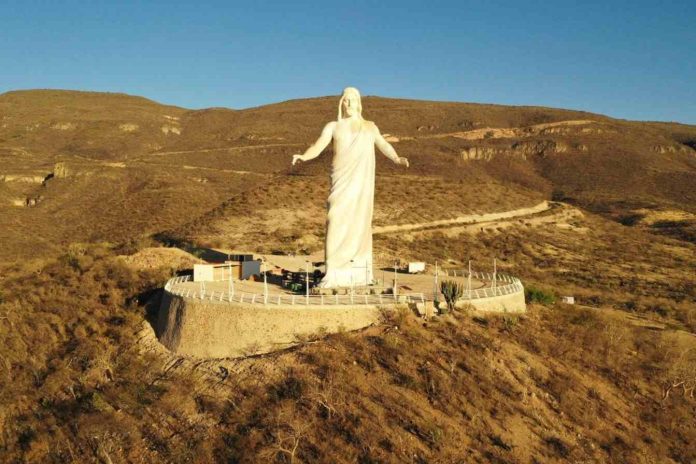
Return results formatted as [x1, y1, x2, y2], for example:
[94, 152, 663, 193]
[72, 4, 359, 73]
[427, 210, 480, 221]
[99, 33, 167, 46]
[157, 271, 527, 358]
[461, 289, 526, 313]
[157, 291, 381, 358]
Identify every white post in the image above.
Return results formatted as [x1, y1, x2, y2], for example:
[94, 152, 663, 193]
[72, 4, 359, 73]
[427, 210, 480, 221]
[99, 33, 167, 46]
[434, 260, 439, 302]
[493, 258, 497, 290]
[306, 261, 310, 306]
[263, 259, 268, 304]
[350, 259, 354, 296]
[231, 266, 236, 298]
[365, 259, 369, 287]
[468, 260, 472, 300]
[393, 261, 398, 300]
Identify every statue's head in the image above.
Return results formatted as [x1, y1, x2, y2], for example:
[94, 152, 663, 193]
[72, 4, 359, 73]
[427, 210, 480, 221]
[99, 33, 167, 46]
[338, 87, 362, 120]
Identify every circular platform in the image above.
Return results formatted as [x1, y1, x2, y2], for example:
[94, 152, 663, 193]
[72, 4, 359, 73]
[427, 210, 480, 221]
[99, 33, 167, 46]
[156, 264, 526, 358]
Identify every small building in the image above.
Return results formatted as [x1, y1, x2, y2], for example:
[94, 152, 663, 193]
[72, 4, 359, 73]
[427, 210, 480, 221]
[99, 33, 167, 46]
[193, 257, 261, 282]
[561, 296, 575, 305]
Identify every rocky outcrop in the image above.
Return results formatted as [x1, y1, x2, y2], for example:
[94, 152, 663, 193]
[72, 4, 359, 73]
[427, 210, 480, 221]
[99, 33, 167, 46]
[652, 144, 693, 154]
[461, 146, 502, 161]
[0, 174, 46, 183]
[51, 122, 76, 130]
[439, 120, 611, 142]
[461, 140, 573, 161]
[9, 196, 43, 207]
[54, 162, 69, 178]
[161, 114, 181, 135]
[25, 196, 43, 207]
[512, 140, 569, 156]
[161, 125, 181, 135]
[119, 123, 139, 132]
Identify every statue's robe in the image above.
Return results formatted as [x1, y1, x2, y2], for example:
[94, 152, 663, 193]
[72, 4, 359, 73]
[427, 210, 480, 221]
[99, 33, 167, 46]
[319, 123, 374, 288]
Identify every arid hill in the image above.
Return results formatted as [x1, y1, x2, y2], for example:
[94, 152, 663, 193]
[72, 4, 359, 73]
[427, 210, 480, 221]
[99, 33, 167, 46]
[0, 90, 694, 463]
[1, 89, 695, 262]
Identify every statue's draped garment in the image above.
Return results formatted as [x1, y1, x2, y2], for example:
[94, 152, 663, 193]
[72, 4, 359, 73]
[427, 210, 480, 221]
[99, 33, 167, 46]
[319, 123, 374, 288]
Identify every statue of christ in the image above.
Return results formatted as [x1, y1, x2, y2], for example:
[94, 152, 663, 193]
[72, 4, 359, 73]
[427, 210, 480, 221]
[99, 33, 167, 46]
[292, 87, 409, 288]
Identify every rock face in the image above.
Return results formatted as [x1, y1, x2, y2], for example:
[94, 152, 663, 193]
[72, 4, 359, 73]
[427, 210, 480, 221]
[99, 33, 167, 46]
[161, 125, 181, 135]
[119, 123, 139, 132]
[461, 140, 572, 161]
[653, 144, 694, 154]
[53, 162, 69, 178]
[24, 195, 43, 207]
[0, 174, 46, 183]
[50, 122, 76, 130]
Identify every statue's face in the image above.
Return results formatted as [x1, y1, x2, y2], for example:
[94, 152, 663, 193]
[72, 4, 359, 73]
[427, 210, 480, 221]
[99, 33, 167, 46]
[342, 93, 360, 117]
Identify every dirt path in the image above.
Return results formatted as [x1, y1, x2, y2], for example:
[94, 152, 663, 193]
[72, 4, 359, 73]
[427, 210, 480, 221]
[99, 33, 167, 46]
[373, 201, 552, 235]
[142, 143, 303, 158]
[0, 146, 33, 157]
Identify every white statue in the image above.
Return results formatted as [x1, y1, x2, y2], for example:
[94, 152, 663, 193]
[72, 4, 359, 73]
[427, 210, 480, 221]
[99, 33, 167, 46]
[292, 87, 409, 288]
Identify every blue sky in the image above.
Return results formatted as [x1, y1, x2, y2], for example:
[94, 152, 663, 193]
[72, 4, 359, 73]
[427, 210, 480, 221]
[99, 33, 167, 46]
[2, 1, 695, 123]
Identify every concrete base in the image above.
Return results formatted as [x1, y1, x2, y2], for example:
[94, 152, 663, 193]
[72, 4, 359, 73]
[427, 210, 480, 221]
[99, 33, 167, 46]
[156, 292, 381, 358]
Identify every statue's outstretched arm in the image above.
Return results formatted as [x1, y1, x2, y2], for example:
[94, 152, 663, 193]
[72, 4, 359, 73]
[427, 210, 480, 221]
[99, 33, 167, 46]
[292, 122, 336, 165]
[374, 125, 409, 167]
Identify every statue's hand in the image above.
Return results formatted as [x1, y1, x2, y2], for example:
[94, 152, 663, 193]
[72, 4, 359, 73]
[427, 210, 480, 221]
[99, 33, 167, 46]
[292, 154, 303, 166]
[398, 157, 410, 168]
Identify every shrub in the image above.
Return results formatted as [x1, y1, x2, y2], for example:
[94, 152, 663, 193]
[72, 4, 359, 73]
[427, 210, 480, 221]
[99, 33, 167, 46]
[525, 286, 556, 305]
[268, 371, 305, 402]
[440, 280, 464, 313]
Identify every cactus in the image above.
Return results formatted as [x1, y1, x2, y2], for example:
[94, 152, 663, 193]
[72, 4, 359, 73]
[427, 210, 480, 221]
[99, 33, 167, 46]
[440, 280, 464, 313]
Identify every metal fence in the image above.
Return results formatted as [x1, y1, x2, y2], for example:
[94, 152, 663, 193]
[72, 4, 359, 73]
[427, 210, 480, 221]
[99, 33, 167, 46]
[164, 271, 524, 306]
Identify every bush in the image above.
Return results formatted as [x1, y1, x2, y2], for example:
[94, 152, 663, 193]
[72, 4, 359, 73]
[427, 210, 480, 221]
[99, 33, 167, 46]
[525, 286, 556, 305]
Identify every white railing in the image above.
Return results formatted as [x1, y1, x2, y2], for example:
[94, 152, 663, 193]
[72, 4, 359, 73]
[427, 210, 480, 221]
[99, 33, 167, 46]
[163, 270, 524, 306]
[164, 274, 192, 292]
[165, 277, 424, 306]
[439, 270, 523, 300]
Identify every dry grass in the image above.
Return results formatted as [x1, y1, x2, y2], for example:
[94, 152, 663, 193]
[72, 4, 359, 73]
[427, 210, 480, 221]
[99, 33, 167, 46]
[0, 234, 693, 462]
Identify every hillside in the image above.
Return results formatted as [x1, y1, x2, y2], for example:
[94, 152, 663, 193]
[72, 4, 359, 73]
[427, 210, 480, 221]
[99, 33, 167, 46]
[0, 90, 694, 463]
[1, 90, 695, 262]
[0, 226, 694, 462]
